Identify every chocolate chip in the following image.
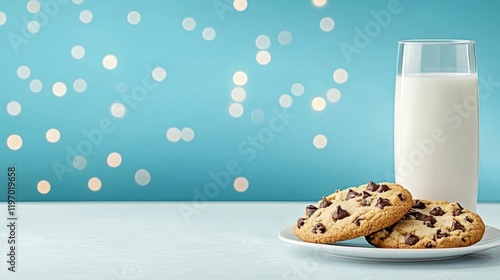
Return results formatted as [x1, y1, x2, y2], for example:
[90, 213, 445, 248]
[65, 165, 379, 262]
[375, 197, 391, 209]
[362, 191, 371, 198]
[312, 223, 326, 234]
[398, 193, 404, 201]
[376, 184, 390, 192]
[297, 218, 307, 229]
[451, 220, 466, 232]
[346, 189, 361, 200]
[466, 216, 474, 223]
[412, 200, 426, 209]
[453, 203, 464, 216]
[435, 229, 449, 240]
[462, 237, 467, 242]
[415, 213, 437, 227]
[366, 181, 379, 191]
[319, 197, 332, 208]
[404, 211, 415, 219]
[354, 217, 363, 226]
[414, 212, 428, 220]
[425, 242, 434, 248]
[405, 234, 420, 245]
[332, 205, 350, 221]
[430, 206, 445, 216]
[406, 210, 420, 218]
[424, 220, 436, 228]
[306, 205, 318, 217]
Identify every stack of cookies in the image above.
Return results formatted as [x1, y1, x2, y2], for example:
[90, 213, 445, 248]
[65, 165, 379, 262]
[294, 181, 486, 248]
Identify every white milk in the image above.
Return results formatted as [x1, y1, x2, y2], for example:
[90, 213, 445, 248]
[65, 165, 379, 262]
[394, 73, 479, 211]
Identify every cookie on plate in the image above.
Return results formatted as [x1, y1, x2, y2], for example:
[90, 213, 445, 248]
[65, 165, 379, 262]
[366, 199, 486, 248]
[294, 181, 413, 244]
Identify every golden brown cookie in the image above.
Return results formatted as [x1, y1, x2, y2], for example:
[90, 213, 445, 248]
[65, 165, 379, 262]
[366, 199, 486, 248]
[294, 181, 413, 244]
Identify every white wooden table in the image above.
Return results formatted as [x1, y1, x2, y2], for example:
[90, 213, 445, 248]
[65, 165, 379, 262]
[1, 202, 499, 280]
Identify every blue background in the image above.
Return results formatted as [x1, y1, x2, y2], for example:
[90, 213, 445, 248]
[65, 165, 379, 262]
[1, 0, 499, 202]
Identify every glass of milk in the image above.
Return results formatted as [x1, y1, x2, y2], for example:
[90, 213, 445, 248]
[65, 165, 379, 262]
[394, 40, 479, 211]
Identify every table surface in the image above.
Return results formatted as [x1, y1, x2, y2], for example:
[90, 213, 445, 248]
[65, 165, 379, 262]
[1, 202, 499, 280]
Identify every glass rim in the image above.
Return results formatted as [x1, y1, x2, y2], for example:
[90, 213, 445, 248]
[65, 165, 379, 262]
[398, 39, 475, 45]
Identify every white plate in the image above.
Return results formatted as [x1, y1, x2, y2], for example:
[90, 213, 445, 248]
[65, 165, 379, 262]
[278, 225, 500, 262]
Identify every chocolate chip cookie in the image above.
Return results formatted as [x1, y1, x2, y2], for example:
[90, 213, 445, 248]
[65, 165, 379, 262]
[366, 199, 486, 248]
[294, 181, 413, 244]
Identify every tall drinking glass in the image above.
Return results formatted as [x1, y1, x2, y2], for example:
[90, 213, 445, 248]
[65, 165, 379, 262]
[394, 40, 479, 211]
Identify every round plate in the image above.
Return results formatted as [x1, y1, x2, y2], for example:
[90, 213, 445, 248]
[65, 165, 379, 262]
[278, 225, 500, 262]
